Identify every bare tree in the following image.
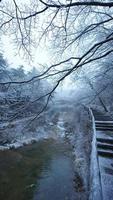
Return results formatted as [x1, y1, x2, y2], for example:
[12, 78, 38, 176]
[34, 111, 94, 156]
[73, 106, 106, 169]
[0, 0, 113, 117]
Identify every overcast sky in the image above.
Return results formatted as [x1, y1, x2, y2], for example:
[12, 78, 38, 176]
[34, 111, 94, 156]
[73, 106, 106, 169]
[1, 0, 52, 71]
[2, 35, 50, 71]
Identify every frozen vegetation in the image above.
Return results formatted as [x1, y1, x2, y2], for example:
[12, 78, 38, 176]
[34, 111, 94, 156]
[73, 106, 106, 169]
[0, 50, 113, 199]
[0, 1, 113, 199]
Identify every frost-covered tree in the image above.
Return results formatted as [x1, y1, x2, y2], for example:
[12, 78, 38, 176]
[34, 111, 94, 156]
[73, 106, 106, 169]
[0, 55, 50, 121]
[0, 0, 113, 112]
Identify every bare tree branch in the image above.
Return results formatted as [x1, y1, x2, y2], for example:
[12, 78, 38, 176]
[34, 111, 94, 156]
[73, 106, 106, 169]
[39, 0, 113, 8]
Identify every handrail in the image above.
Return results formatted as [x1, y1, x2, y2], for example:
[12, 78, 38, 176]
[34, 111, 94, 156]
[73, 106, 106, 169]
[89, 108, 103, 200]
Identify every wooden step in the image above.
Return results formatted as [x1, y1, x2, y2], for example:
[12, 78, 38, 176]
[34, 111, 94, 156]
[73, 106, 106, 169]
[96, 127, 113, 131]
[97, 143, 113, 151]
[96, 124, 113, 128]
[97, 138, 113, 145]
[95, 117, 112, 121]
[98, 150, 113, 158]
[95, 121, 113, 124]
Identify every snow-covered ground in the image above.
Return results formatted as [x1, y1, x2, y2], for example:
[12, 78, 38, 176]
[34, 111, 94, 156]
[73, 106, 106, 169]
[0, 105, 71, 150]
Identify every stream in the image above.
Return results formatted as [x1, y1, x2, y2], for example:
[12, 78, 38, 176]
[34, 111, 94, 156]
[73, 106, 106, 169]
[0, 138, 77, 200]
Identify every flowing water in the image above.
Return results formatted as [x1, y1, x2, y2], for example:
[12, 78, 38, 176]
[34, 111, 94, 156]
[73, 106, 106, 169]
[0, 138, 76, 200]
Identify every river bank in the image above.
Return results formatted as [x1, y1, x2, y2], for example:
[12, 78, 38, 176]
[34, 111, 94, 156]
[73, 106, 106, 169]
[0, 102, 92, 200]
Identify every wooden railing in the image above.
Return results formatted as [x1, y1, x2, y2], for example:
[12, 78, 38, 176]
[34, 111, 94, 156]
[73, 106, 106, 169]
[89, 108, 103, 200]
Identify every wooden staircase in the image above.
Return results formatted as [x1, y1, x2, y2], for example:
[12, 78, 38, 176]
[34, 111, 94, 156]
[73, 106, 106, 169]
[92, 110, 113, 200]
